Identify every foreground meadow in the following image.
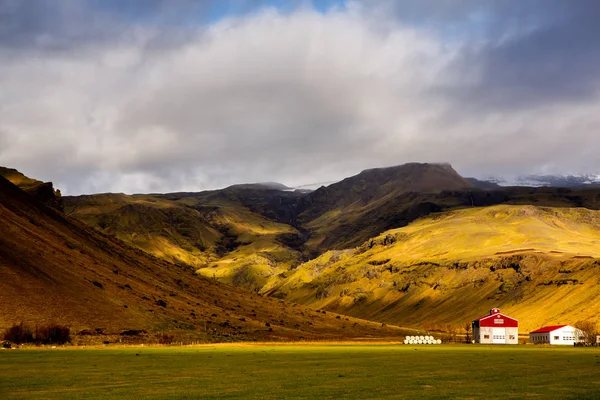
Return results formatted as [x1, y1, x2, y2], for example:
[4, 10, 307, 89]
[1, 344, 599, 399]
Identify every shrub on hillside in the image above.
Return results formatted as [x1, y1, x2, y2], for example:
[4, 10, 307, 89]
[35, 324, 71, 344]
[158, 333, 174, 344]
[3, 322, 34, 344]
[3, 323, 70, 345]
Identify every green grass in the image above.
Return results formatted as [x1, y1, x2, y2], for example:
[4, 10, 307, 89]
[1, 344, 600, 399]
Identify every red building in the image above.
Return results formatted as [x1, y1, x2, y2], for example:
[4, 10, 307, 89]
[472, 308, 519, 344]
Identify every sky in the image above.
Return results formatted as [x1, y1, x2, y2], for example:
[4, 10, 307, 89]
[1, 0, 600, 194]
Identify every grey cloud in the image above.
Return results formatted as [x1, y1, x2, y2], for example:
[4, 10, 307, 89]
[2, 1, 600, 194]
[399, 0, 600, 112]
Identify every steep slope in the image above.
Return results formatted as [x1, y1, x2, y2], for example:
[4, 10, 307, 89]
[0, 175, 402, 341]
[0, 166, 63, 210]
[269, 205, 600, 331]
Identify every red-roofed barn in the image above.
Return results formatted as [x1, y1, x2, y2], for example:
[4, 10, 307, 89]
[472, 308, 518, 344]
[529, 325, 582, 345]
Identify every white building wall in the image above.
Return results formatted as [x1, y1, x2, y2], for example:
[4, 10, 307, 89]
[476, 326, 494, 344]
[505, 327, 518, 344]
[476, 326, 517, 344]
[529, 332, 550, 344]
[530, 326, 582, 345]
[549, 326, 582, 345]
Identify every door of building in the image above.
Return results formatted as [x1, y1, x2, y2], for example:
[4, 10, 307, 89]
[492, 328, 506, 344]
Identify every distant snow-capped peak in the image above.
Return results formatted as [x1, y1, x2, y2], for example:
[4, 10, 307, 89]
[480, 173, 600, 188]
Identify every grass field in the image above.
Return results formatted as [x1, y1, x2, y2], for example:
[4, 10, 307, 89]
[1, 344, 600, 399]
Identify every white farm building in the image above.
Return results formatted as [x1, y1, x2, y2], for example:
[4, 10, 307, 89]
[472, 308, 519, 344]
[529, 325, 582, 345]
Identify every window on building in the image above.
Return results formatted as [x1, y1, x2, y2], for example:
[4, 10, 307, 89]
[484, 335, 489, 339]
[509, 335, 515, 340]
[554, 336, 560, 340]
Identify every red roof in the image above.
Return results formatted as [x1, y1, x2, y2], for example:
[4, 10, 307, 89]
[474, 313, 518, 327]
[530, 325, 568, 334]
[473, 312, 519, 322]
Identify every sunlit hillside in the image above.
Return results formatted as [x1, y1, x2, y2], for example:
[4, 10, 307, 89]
[269, 205, 600, 331]
[64, 187, 305, 291]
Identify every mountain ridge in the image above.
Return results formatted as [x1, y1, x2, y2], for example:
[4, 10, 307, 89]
[13, 162, 600, 332]
[61, 163, 600, 298]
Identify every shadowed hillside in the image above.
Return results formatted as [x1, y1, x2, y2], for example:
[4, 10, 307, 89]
[268, 205, 600, 331]
[0, 175, 403, 341]
[0, 166, 63, 211]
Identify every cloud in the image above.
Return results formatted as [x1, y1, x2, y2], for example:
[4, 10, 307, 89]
[1, 1, 600, 194]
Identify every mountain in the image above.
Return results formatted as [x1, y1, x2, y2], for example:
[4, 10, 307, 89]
[63, 163, 600, 298]
[225, 182, 291, 191]
[267, 204, 600, 331]
[294, 163, 475, 253]
[474, 174, 600, 188]
[465, 177, 501, 189]
[9, 161, 600, 336]
[516, 174, 600, 188]
[0, 166, 63, 210]
[63, 163, 479, 290]
[0, 174, 402, 342]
